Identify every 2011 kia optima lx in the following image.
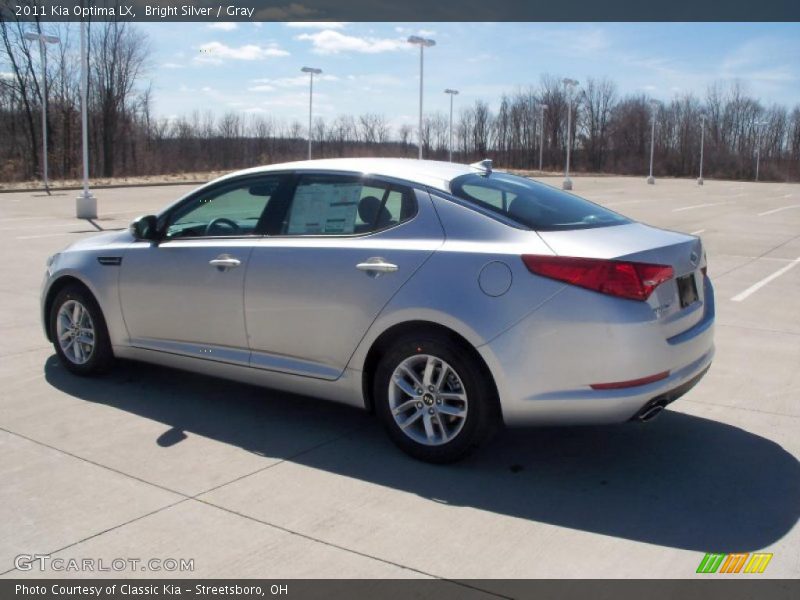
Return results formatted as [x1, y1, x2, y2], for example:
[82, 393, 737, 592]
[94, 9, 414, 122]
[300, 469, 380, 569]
[42, 158, 714, 462]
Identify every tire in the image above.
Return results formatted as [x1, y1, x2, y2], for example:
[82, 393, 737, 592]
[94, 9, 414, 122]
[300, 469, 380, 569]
[374, 332, 499, 463]
[49, 283, 114, 376]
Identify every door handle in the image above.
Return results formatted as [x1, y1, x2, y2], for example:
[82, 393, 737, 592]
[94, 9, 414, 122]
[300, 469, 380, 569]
[356, 257, 398, 277]
[209, 255, 241, 270]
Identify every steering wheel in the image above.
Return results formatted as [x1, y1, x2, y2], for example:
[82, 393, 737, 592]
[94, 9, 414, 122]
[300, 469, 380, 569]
[204, 217, 241, 236]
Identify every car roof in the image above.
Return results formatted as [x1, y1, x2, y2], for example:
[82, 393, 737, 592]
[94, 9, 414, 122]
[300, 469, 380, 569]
[210, 157, 481, 192]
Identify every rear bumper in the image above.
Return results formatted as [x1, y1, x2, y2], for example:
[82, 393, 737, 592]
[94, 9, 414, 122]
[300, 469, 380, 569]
[478, 276, 716, 426]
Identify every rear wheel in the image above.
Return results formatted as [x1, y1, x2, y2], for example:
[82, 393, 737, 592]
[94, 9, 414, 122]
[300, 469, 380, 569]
[49, 284, 113, 375]
[374, 333, 498, 463]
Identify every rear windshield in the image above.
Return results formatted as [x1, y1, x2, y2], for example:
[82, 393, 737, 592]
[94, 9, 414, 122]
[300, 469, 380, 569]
[449, 172, 630, 231]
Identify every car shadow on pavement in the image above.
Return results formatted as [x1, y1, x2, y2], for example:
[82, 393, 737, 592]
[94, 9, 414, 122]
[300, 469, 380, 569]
[45, 355, 800, 553]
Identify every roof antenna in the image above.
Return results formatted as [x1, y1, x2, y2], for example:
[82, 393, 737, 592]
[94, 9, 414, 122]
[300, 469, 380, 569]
[470, 159, 492, 175]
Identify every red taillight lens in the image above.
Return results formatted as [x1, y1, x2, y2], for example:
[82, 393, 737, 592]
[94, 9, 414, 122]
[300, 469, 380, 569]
[522, 255, 673, 301]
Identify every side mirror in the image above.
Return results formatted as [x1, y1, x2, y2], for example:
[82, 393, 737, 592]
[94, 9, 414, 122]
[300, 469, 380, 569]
[130, 215, 159, 241]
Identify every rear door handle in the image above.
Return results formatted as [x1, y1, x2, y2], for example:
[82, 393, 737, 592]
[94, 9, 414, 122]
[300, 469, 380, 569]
[209, 255, 241, 270]
[356, 257, 398, 276]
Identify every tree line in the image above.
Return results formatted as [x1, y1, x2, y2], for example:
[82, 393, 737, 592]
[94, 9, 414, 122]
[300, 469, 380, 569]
[2, 20, 799, 184]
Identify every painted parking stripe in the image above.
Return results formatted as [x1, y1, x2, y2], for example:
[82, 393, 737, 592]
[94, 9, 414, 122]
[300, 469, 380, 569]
[690, 229, 706, 235]
[758, 204, 800, 217]
[672, 202, 731, 212]
[731, 257, 800, 302]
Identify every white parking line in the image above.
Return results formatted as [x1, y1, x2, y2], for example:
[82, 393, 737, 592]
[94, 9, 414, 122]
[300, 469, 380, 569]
[758, 204, 800, 217]
[672, 202, 731, 212]
[731, 257, 800, 302]
[690, 229, 706, 235]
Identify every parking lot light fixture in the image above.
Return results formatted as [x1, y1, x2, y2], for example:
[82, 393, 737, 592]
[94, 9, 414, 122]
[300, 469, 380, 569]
[698, 112, 706, 186]
[24, 31, 60, 195]
[301, 67, 323, 160]
[408, 36, 436, 160]
[647, 99, 660, 185]
[562, 79, 578, 190]
[539, 104, 548, 172]
[444, 89, 459, 162]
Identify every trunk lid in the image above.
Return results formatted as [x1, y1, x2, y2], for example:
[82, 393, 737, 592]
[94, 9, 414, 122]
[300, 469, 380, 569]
[537, 223, 706, 338]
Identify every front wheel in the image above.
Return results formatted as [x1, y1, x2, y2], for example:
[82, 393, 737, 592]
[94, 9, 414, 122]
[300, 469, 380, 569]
[374, 333, 499, 463]
[49, 284, 114, 375]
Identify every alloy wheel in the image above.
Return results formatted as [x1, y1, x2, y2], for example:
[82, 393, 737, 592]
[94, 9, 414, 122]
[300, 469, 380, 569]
[56, 299, 95, 365]
[388, 354, 468, 446]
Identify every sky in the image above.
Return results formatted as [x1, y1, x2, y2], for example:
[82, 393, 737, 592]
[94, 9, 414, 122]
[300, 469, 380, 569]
[138, 21, 800, 129]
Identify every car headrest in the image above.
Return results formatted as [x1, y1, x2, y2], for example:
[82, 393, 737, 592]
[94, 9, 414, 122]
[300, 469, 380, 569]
[358, 196, 392, 229]
[508, 196, 541, 225]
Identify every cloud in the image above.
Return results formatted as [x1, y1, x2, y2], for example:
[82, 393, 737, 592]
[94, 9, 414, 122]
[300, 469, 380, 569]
[720, 37, 799, 84]
[162, 62, 183, 69]
[250, 74, 338, 88]
[195, 42, 290, 64]
[295, 30, 409, 55]
[285, 22, 346, 29]
[344, 73, 406, 88]
[207, 22, 237, 31]
[394, 27, 436, 36]
[530, 26, 611, 58]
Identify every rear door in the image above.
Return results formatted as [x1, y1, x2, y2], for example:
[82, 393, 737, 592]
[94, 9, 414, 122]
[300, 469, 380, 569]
[243, 173, 444, 379]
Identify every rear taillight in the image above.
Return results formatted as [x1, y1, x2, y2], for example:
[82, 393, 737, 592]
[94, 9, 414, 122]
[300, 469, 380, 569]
[522, 255, 674, 301]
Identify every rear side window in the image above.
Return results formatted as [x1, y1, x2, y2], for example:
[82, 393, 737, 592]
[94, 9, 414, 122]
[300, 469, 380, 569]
[450, 172, 630, 231]
[280, 175, 416, 236]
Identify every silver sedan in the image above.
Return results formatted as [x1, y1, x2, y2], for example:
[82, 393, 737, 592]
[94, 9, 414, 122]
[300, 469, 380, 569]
[41, 158, 714, 462]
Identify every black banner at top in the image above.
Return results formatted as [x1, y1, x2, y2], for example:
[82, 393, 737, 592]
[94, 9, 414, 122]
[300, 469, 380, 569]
[2, 0, 799, 22]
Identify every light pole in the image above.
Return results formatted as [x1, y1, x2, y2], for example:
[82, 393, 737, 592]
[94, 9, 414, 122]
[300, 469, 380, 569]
[24, 31, 60, 195]
[647, 99, 659, 185]
[76, 21, 96, 218]
[408, 36, 436, 160]
[444, 89, 459, 162]
[755, 120, 766, 182]
[538, 104, 548, 172]
[562, 79, 578, 190]
[697, 112, 706, 186]
[301, 67, 322, 160]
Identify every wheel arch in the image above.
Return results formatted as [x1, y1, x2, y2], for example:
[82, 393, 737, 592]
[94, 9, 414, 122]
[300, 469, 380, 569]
[361, 320, 500, 416]
[43, 275, 96, 342]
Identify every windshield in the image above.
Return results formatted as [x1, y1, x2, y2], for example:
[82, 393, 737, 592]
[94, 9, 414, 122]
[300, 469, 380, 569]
[449, 172, 630, 231]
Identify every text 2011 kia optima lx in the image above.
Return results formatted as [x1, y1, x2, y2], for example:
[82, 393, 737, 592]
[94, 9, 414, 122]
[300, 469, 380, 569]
[42, 158, 714, 462]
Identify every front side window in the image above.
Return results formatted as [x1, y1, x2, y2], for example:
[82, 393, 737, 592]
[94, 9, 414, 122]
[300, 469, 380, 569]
[450, 172, 630, 231]
[280, 175, 415, 236]
[164, 176, 283, 239]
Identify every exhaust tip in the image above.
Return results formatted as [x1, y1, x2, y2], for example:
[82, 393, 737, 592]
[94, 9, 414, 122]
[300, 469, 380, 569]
[637, 402, 666, 422]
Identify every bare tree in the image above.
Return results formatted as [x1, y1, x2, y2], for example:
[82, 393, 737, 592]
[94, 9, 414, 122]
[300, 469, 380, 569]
[91, 21, 150, 177]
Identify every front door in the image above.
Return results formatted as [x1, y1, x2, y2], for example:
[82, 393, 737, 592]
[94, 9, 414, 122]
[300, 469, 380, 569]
[119, 174, 287, 365]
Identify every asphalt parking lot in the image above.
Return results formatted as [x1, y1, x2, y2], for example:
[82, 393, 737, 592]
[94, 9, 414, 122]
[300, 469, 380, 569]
[1, 175, 798, 581]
